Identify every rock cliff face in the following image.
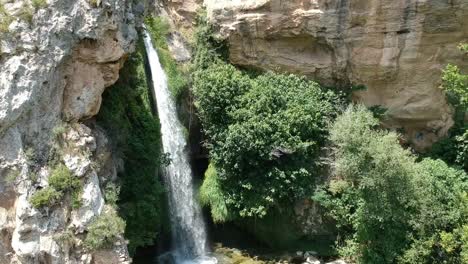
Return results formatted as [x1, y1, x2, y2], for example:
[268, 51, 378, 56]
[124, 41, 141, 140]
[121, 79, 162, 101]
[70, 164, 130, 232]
[162, 0, 200, 35]
[204, 0, 468, 149]
[0, 0, 136, 263]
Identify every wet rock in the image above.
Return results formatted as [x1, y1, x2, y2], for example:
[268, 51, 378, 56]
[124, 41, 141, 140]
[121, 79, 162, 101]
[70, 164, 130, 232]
[304, 256, 321, 264]
[326, 260, 347, 264]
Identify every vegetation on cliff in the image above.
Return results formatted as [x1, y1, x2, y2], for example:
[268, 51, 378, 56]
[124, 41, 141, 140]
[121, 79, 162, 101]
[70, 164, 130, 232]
[430, 44, 468, 171]
[189, 12, 468, 263]
[30, 163, 82, 209]
[97, 38, 166, 255]
[192, 14, 342, 220]
[314, 105, 468, 263]
[84, 208, 126, 250]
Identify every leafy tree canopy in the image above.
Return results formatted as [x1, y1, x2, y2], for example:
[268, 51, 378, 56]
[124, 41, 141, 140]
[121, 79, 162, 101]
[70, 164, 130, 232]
[193, 15, 342, 220]
[315, 105, 468, 263]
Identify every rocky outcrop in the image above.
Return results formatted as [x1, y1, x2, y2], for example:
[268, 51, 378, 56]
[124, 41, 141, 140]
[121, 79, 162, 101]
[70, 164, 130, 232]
[162, 0, 200, 35]
[0, 0, 136, 263]
[204, 0, 468, 150]
[63, 33, 128, 121]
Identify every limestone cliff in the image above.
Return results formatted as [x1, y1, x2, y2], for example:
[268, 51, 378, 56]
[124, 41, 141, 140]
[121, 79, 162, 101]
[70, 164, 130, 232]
[203, 0, 468, 149]
[0, 0, 136, 263]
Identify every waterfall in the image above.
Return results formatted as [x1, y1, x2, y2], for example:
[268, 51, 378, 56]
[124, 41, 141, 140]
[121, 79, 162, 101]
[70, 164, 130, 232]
[143, 30, 215, 264]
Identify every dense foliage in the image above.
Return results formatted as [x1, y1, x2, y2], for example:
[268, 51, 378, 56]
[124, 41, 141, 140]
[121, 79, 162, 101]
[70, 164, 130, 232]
[30, 164, 82, 208]
[30, 187, 62, 208]
[97, 39, 166, 254]
[314, 105, 468, 263]
[193, 15, 342, 220]
[430, 44, 467, 171]
[199, 163, 231, 222]
[84, 209, 126, 250]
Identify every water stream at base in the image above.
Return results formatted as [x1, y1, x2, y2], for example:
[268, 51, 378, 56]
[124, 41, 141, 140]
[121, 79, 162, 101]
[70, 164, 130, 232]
[143, 29, 217, 264]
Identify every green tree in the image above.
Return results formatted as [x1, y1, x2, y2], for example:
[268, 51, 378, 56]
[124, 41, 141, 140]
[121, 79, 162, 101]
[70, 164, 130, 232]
[192, 12, 341, 220]
[430, 43, 467, 171]
[400, 159, 468, 263]
[315, 105, 468, 263]
[315, 105, 417, 263]
[443, 64, 468, 108]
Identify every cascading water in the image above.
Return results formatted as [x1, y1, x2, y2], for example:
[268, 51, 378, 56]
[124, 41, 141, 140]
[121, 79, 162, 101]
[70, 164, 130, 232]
[143, 30, 216, 264]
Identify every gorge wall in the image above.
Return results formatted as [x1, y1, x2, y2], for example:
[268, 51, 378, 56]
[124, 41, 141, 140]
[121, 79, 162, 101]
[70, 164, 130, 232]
[0, 0, 137, 263]
[168, 0, 468, 150]
[0, 0, 467, 263]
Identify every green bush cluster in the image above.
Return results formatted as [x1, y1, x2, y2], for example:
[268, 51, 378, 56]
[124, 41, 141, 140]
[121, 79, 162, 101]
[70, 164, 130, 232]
[314, 105, 468, 263]
[442, 64, 468, 109]
[0, 0, 47, 32]
[48, 164, 80, 191]
[192, 14, 342, 220]
[17, 4, 33, 24]
[97, 38, 166, 255]
[31, 0, 47, 10]
[145, 16, 189, 103]
[84, 209, 126, 250]
[30, 164, 82, 208]
[199, 163, 231, 222]
[0, 3, 12, 33]
[430, 43, 467, 170]
[30, 187, 62, 208]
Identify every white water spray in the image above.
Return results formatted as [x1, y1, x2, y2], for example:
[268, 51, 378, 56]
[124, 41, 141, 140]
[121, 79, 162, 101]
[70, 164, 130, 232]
[143, 30, 216, 264]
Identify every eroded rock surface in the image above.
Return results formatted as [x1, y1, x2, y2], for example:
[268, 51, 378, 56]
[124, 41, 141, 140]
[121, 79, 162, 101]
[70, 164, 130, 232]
[163, 0, 200, 34]
[0, 0, 136, 263]
[204, 0, 468, 149]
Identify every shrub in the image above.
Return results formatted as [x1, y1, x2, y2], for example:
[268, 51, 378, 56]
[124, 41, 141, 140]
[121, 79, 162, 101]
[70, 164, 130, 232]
[104, 183, 120, 208]
[459, 43, 468, 52]
[48, 164, 80, 192]
[145, 16, 170, 49]
[199, 163, 231, 222]
[84, 209, 125, 250]
[71, 188, 82, 209]
[52, 123, 66, 139]
[30, 187, 62, 208]
[53, 229, 76, 246]
[24, 147, 36, 163]
[17, 5, 33, 24]
[0, 3, 12, 33]
[429, 43, 468, 171]
[88, 0, 99, 8]
[29, 164, 82, 209]
[31, 0, 47, 10]
[5, 169, 20, 184]
[442, 64, 468, 109]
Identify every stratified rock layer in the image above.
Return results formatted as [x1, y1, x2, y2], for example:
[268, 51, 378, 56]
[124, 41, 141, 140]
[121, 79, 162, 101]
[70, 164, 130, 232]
[0, 0, 136, 263]
[205, 0, 468, 149]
